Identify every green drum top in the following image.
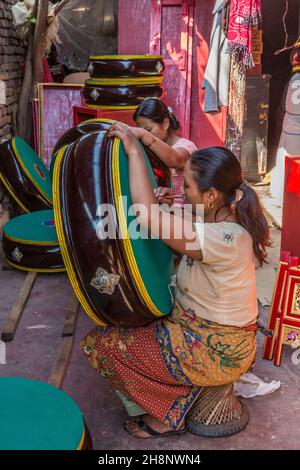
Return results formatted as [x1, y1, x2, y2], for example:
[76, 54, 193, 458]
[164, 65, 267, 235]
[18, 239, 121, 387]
[113, 140, 174, 316]
[3, 210, 58, 244]
[12, 137, 52, 204]
[0, 377, 85, 450]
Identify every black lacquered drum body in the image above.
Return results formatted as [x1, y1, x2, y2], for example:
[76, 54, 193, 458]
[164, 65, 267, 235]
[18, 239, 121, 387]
[88, 55, 165, 78]
[52, 120, 112, 157]
[83, 80, 164, 107]
[0, 137, 53, 212]
[51, 119, 171, 188]
[53, 131, 175, 328]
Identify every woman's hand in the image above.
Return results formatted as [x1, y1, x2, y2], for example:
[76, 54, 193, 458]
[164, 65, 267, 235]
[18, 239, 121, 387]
[108, 122, 141, 156]
[128, 126, 146, 141]
[154, 187, 174, 207]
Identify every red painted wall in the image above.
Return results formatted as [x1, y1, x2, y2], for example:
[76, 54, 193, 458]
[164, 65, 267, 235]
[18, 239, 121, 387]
[118, 0, 226, 149]
[118, 0, 151, 54]
[190, 0, 227, 148]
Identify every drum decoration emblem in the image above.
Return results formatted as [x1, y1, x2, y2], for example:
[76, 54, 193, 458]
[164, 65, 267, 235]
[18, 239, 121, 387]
[12, 247, 23, 262]
[91, 89, 100, 101]
[87, 63, 94, 75]
[90, 267, 120, 295]
[34, 164, 46, 180]
[156, 61, 164, 74]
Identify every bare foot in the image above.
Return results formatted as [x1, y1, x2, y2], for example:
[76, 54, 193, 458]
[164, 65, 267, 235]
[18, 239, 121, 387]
[125, 414, 185, 439]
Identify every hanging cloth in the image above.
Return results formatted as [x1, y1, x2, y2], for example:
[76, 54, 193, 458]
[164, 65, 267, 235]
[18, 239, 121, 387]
[227, 0, 262, 72]
[202, 0, 230, 113]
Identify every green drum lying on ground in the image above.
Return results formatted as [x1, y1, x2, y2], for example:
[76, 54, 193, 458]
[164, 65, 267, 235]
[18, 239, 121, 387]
[0, 377, 92, 450]
[2, 210, 65, 272]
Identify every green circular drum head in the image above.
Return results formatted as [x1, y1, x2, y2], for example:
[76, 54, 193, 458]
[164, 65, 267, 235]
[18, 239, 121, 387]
[113, 139, 174, 316]
[3, 210, 58, 244]
[0, 377, 85, 450]
[12, 137, 52, 203]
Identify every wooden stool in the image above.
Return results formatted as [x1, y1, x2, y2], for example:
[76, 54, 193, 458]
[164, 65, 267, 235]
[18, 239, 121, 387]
[187, 383, 249, 438]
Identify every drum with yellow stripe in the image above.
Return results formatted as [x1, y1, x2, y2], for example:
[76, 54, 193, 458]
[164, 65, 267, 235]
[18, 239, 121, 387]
[2, 210, 64, 272]
[53, 131, 174, 327]
[0, 377, 92, 450]
[0, 137, 52, 212]
[83, 77, 164, 107]
[88, 54, 165, 78]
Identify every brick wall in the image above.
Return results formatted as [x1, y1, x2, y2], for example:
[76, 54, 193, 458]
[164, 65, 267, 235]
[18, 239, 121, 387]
[0, 0, 26, 141]
[0, 1, 26, 219]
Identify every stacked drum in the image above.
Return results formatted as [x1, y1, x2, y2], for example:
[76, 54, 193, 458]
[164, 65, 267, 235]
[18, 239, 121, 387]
[82, 55, 165, 109]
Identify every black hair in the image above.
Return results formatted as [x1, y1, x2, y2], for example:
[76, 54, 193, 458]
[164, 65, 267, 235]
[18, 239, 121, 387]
[133, 98, 180, 131]
[190, 147, 271, 266]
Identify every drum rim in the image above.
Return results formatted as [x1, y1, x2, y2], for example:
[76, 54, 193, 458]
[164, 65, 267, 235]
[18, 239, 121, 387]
[3, 232, 59, 246]
[52, 146, 107, 327]
[111, 138, 166, 319]
[84, 104, 139, 110]
[78, 117, 116, 126]
[12, 138, 53, 205]
[89, 54, 163, 60]
[3, 210, 59, 245]
[86, 77, 163, 85]
[0, 170, 30, 212]
[5, 259, 66, 273]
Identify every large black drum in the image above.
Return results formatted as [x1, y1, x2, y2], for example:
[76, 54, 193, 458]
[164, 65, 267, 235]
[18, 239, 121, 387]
[51, 119, 171, 188]
[53, 131, 175, 328]
[0, 137, 53, 212]
[83, 77, 164, 108]
[88, 55, 165, 78]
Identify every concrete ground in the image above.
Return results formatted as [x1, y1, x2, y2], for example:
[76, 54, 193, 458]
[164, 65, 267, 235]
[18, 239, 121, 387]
[0, 198, 299, 450]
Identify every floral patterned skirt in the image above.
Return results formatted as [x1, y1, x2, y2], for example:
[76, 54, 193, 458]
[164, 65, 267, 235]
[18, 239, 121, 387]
[80, 302, 256, 430]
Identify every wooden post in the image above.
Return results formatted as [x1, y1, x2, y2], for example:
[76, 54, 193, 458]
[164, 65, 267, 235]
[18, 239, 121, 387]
[33, 0, 49, 87]
[1, 272, 38, 342]
[16, 0, 38, 140]
[48, 293, 80, 389]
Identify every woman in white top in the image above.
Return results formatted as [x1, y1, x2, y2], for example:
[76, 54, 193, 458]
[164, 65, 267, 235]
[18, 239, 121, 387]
[81, 129, 271, 439]
[130, 98, 197, 207]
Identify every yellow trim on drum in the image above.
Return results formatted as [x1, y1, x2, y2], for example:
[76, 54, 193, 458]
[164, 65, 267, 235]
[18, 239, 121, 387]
[112, 139, 163, 318]
[89, 55, 163, 60]
[11, 138, 53, 205]
[76, 427, 86, 450]
[6, 259, 66, 273]
[0, 171, 29, 213]
[86, 77, 163, 86]
[52, 147, 107, 327]
[293, 65, 300, 72]
[85, 104, 138, 110]
[80, 118, 116, 125]
[4, 233, 59, 246]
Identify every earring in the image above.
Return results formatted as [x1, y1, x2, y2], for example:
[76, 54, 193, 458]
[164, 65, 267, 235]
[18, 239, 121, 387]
[207, 201, 214, 209]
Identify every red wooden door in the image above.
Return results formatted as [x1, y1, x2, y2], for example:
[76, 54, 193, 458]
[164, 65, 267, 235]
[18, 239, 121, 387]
[149, 0, 195, 139]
